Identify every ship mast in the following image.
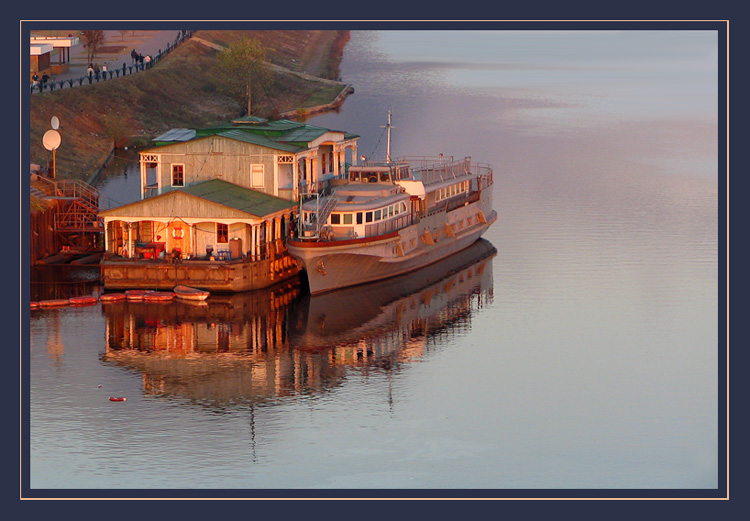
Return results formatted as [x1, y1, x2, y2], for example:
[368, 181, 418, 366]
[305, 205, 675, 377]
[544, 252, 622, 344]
[382, 111, 395, 163]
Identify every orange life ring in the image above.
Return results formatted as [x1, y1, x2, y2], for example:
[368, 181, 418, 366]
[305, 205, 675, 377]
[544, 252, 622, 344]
[172, 227, 184, 239]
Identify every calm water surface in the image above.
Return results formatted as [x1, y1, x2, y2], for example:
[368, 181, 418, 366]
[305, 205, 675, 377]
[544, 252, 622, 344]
[28, 29, 720, 492]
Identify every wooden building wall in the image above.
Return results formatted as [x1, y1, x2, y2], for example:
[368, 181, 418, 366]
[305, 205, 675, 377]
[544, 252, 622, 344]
[30, 201, 60, 264]
[154, 137, 280, 195]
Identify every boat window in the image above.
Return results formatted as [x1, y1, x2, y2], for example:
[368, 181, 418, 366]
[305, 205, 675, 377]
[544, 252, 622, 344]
[379, 172, 390, 182]
[366, 211, 373, 223]
[356, 212, 363, 224]
[388, 205, 393, 217]
[400, 202, 407, 212]
[374, 209, 382, 221]
[350, 171, 359, 182]
[343, 213, 353, 225]
[330, 213, 341, 225]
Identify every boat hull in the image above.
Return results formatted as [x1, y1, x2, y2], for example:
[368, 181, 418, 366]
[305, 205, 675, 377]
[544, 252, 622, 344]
[174, 285, 210, 300]
[288, 205, 497, 295]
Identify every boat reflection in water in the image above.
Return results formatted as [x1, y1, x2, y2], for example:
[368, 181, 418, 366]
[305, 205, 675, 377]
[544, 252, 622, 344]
[101, 239, 496, 406]
[289, 239, 496, 365]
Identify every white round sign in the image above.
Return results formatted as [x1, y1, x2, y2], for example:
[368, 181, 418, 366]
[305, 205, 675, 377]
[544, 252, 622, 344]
[51, 116, 60, 130]
[42, 129, 61, 151]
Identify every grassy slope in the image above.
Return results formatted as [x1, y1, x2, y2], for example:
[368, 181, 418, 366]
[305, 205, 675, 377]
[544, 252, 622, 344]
[29, 30, 349, 181]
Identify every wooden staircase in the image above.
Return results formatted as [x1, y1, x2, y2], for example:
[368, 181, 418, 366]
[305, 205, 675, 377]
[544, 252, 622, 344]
[31, 177, 102, 245]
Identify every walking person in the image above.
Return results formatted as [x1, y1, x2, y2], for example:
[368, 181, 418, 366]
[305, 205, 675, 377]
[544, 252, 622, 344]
[131, 49, 137, 64]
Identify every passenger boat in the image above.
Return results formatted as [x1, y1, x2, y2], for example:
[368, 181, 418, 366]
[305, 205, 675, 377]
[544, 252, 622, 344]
[287, 113, 496, 295]
[173, 285, 210, 301]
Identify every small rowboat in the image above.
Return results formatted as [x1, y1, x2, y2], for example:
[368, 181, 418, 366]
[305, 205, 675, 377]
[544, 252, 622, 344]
[173, 285, 210, 301]
[68, 296, 98, 306]
[125, 290, 149, 301]
[144, 291, 174, 302]
[100, 293, 127, 303]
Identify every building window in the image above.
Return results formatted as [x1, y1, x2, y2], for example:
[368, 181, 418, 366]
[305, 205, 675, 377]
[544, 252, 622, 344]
[251, 164, 264, 187]
[217, 223, 228, 243]
[172, 164, 184, 186]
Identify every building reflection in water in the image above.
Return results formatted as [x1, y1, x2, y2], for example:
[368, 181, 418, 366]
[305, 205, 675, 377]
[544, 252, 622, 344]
[31, 265, 102, 302]
[101, 239, 496, 407]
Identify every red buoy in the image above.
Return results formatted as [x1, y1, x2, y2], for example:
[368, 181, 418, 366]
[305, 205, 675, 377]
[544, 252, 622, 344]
[109, 397, 127, 402]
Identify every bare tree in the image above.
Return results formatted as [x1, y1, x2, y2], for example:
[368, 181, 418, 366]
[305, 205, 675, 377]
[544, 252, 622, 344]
[214, 38, 271, 116]
[81, 30, 106, 65]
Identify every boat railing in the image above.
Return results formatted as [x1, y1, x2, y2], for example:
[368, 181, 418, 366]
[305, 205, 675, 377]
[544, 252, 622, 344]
[399, 156, 473, 184]
[472, 163, 494, 190]
[363, 212, 417, 238]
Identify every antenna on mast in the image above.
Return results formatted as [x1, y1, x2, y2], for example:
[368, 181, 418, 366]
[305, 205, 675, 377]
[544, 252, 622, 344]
[382, 111, 395, 163]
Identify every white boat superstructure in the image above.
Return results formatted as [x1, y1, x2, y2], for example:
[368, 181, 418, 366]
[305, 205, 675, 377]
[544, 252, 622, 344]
[286, 115, 496, 295]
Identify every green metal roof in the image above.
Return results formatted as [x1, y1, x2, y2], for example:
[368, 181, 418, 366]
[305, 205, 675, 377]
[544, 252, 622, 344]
[179, 179, 297, 217]
[216, 129, 303, 153]
[149, 118, 358, 151]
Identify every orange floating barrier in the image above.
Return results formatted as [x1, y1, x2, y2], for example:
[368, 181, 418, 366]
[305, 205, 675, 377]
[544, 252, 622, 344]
[39, 299, 70, 308]
[30, 301, 40, 309]
[100, 293, 127, 303]
[125, 290, 149, 301]
[144, 291, 174, 302]
[69, 296, 98, 306]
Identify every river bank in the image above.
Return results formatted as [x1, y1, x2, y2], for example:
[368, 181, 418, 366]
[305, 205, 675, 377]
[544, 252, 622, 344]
[29, 30, 351, 182]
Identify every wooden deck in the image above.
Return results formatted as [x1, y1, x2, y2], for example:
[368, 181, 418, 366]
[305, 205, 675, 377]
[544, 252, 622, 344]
[100, 253, 301, 292]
